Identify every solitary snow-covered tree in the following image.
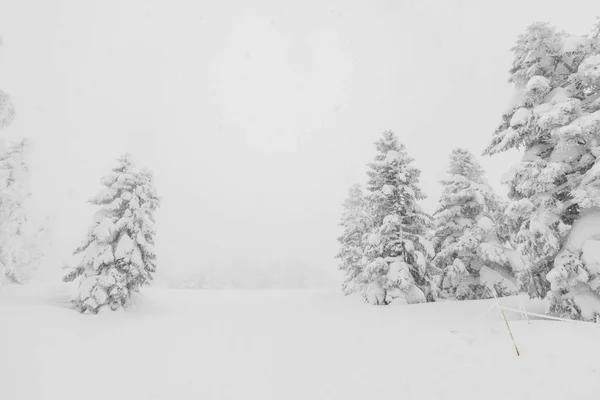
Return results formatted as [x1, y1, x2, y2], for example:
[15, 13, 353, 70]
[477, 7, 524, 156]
[485, 21, 600, 319]
[358, 131, 439, 305]
[336, 184, 369, 294]
[432, 148, 517, 300]
[63, 155, 160, 314]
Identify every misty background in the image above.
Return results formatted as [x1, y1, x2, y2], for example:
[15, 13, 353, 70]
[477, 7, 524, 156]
[0, 0, 597, 288]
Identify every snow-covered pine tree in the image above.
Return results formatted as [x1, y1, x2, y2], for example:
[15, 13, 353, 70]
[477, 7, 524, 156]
[485, 21, 600, 319]
[63, 155, 160, 314]
[359, 131, 439, 305]
[0, 139, 30, 284]
[336, 184, 369, 294]
[432, 148, 517, 300]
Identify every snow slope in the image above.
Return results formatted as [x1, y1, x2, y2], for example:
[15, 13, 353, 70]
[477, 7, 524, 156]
[1, 285, 599, 400]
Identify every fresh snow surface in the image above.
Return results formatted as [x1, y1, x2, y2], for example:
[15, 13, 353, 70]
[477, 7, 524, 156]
[1, 284, 600, 400]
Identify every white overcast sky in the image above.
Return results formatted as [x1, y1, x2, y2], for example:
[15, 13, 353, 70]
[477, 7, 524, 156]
[0, 0, 598, 287]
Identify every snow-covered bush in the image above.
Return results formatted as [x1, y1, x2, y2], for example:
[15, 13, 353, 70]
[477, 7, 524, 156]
[485, 21, 600, 320]
[63, 154, 160, 314]
[432, 148, 517, 299]
[345, 131, 439, 305]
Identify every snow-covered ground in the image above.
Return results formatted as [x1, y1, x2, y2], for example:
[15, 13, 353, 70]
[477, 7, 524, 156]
[1, 285, 599, 400]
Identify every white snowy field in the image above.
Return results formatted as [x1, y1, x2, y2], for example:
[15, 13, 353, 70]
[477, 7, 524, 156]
[1, 285, 599, 400]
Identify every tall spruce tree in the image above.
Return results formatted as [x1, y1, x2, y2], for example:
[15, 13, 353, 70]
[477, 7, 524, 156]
[358, 131, 439, 305]
[485, 21, 600, 319]
[63, 155, 160, 314]
[336, 184, 369, 294]
[432, 148, 517, 299]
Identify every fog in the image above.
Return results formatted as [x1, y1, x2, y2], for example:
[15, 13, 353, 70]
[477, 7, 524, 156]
[0, 0, 597, 288]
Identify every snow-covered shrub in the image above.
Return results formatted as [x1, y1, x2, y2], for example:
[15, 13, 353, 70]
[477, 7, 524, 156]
[485, 21, 600, 319]
[63, 154, 160, 314]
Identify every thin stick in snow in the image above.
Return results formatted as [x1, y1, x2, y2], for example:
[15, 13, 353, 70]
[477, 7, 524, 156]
[493, 290, 520, 356]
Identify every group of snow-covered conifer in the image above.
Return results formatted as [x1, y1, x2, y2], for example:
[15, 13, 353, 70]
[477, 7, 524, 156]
[337, 19, 600, 321]
[0, 39, 161, 314]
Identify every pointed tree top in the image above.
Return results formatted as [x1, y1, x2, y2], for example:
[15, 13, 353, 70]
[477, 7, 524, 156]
[114, 153, 135, 171]
[509, 21, 563, 85]
[447, 148, 485, 181]
[375, 130, 404, 153]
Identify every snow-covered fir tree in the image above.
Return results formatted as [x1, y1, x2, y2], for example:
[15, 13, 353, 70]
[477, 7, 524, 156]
[355, 131, 439, 305]
[0, 139, 30, 284]
[336, 184, 369, 294]
[485, 21, 600, 319]
[63, 154, 160, 314]
[432, 148, 517, 300]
